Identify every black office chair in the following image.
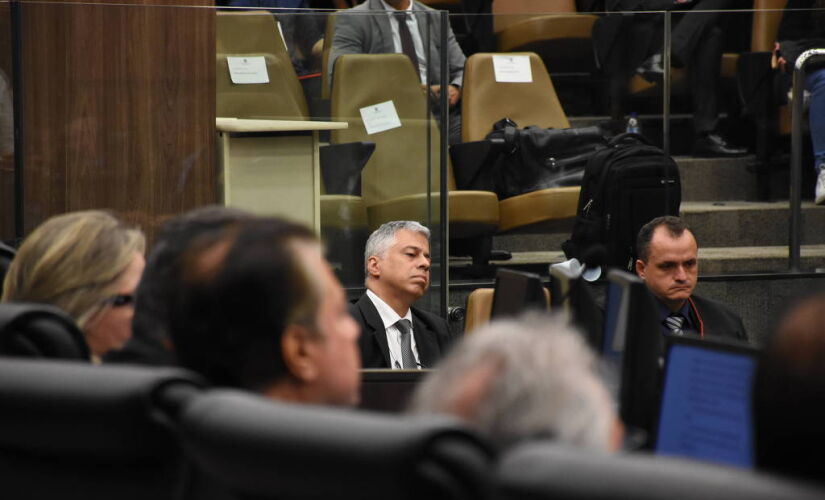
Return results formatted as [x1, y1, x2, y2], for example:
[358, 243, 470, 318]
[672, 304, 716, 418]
[0, 302, 90, 359]
[169, 389, 495, 500]
[0, 240, 14, 284]
[496, 441, 825, 500]
[0, 358, 205, 500]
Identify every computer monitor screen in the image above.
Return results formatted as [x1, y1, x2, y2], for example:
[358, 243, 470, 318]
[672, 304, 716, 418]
[655, 337, 757, 467]
[603, 281, 629, 363]
[604, 270, 665, 439]
[491, 269, 545, 319]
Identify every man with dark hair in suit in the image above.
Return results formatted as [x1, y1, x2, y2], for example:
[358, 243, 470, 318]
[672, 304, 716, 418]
[328, 0, 466, 144]
[350, 221, 455, 369]
[635, 215, 747, 341]
[169, 217, 362, 406]
[105, 205, 253, 366]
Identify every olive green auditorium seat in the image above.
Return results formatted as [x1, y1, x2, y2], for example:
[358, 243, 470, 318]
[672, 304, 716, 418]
[461, 52, 581, 233]
[217, 11, 369, 283]
[331, 53, 500, 264]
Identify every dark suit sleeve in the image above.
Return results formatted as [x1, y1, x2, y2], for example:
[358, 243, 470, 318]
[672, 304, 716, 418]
[444, 19, 465, 87]
[692, 295, 749, 343]
[350, 296, 393, 369]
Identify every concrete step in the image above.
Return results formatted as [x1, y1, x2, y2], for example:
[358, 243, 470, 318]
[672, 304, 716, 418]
[676, 156, 764, 202]
[681, 201, 825, 247]
[450, 244, 825, 277]
[490, 201, 825, 254]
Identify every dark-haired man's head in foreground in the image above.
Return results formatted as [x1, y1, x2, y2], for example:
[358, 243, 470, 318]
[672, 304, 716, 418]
[754, 291, 825, 482]
[169, 217, 361, 406]
[107, 205, 253, 366]
[409, 314, 622, 452]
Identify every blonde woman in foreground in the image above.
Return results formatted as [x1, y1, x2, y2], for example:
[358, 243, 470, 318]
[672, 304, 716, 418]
[2, 210, 145, 362]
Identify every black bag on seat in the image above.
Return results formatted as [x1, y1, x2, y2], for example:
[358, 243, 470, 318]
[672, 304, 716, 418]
[562, 133, 681, 272]
[485, 119, 609, 199]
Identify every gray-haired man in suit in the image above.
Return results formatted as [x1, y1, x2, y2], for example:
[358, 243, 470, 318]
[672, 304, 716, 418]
[349, 221, 456, 369]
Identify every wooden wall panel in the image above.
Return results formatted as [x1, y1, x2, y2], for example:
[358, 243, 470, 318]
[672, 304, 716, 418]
[19, 0, 216, 244]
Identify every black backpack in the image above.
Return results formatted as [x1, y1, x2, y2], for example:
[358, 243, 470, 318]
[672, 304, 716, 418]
[562, 134, 681, 271]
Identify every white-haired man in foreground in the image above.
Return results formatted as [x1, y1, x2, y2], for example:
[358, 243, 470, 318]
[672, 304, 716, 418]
[409, 314, 623, 452]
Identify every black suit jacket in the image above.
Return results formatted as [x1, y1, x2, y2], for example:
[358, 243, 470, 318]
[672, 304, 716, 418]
[349, 293, 455, 369]
[687, 294, 748, 343]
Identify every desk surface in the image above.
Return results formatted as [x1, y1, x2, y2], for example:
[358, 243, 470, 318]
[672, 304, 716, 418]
[216, 117, 348, 132]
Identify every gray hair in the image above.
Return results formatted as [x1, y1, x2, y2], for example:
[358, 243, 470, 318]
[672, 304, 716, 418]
[409, 313, 617, 452]
[363, 221, 430, 275]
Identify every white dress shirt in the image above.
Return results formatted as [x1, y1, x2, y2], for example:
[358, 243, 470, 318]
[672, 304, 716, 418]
[366, 289, 422, 369]
[379, 0, 428, 85]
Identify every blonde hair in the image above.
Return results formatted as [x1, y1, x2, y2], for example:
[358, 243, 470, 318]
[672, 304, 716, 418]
[2, 210, 145, 329]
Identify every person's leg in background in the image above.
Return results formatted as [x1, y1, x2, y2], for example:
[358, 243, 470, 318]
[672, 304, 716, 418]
[688, 24, 747, 156]
[805, 68, 825, 204]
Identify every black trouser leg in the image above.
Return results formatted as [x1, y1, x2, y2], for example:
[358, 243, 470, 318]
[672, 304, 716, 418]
[689, 25, 723, 135]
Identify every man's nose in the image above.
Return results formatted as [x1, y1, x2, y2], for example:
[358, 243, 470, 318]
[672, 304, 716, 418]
[674, 265, 687, 280]
[418, 256, 430, 270]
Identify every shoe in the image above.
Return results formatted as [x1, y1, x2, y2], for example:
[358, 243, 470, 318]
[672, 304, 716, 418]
[816, 164, 825, 205]
[636, 53, 664, 85]
[692, 134, 748, 157]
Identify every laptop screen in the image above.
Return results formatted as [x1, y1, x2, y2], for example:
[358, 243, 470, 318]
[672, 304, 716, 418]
[603, 281, 629, 363]
[655, 337, 757, 468]
[491, 269, 545, 319]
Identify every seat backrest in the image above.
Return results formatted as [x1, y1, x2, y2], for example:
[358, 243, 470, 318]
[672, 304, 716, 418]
[752, 0, 788, 52]
[331, 53, 454, 206]
[173, 389, 495, 500]
[0, 302, 90, 359]
[462, 52, 570, 143]
[492, 0, 577, 33]
[497, 441, 825, 500]
[0, 358, 204, 500]
[216, 11, 308, 119]
[464, 287, 551, 334]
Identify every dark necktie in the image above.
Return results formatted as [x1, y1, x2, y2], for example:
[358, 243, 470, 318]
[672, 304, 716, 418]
[396, 319, 417, 369]
[393, 11, 421, 82]
[664, 313, 685, 335]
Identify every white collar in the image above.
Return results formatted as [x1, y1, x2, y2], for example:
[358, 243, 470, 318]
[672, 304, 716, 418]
[366, 289, 412, 330]
[379, 0, 414, 13]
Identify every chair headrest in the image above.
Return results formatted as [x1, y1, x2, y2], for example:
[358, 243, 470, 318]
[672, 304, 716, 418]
[0, 302, 90, 359]
[176, 390, 495, 500]
[0, 358, 204, 460]
[497, 441, 825, 500]
[0, 242, 15, 293]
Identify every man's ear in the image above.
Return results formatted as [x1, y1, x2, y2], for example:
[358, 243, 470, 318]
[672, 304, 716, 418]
[281, 325, 319, 383]
[635, 259, 646, 279]
[366, 255, 381, 280]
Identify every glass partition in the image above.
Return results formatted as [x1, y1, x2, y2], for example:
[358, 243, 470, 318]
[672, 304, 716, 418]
[6, 1, 825, 333]
[10, 2, 449, 315]
[444, 3, 825, 280]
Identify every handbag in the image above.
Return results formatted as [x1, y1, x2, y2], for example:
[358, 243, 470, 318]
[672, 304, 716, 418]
[485, 118, 609, 199]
